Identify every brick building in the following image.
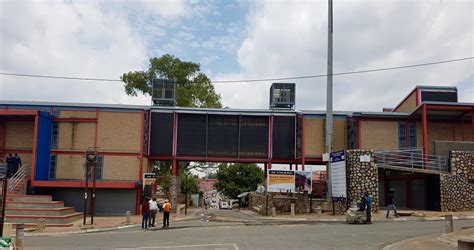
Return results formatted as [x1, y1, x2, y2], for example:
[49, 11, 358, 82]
[0, 85, 472, 214]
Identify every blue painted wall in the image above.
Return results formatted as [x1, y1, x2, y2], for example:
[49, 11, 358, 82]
[35, 112, 53, 181]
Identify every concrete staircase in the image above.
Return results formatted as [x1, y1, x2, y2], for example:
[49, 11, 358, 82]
[0, 165, 81, 227]
[4, 194, 82, 227]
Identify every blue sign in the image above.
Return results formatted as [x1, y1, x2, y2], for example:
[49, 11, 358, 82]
[330, 150, 345, 163]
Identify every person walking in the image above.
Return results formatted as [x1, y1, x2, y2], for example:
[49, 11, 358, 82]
[386, 189, 399, 219]
[5, 153, 13, 178]
[149, 197, 158, 227]
[365, 192, 372, 224]
[12, 153, 22, 176]
[204, 197, 209, 210]
[141, 197, 150, 230]
[162, 199, 171, 228]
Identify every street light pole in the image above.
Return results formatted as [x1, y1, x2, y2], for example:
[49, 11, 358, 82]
[0, 177, 7, 237]
[326, 0, 334, 201]
[83, 163, 89, 225]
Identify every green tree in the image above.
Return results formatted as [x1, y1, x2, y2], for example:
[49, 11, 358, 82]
[180, 171, 199, 195]
[121, 54, 222, 108]
[215, 163, 264, 199]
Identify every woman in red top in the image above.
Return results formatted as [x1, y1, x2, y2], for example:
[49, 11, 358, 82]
[141, 197, 150, 230]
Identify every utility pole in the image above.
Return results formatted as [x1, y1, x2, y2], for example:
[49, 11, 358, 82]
[326, 0, 333, 201]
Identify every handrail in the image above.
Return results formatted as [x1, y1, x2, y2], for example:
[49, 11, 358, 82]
[374, 148, 448, 173]
[7, 165, 31, 193]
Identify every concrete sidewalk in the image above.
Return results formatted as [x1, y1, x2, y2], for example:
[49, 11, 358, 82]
[25, 208, 204, 236]
[232, 209, 474, 223]
[384, 227, 474, 250]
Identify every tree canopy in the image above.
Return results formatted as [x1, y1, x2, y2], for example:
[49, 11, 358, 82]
[215, 163, 264, 199]
[121, 54, 222, 108]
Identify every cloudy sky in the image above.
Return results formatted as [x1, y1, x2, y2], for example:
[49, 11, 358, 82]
[0, 0, 472, 112]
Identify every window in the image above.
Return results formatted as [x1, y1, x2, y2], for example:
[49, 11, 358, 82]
[408, 123, 417, 148]
[49, 155, 57, 179]
[86, 156, 103, 180]
[51, 122, 59, 149]
[52, 109, 61, 118]
[398, 122, 407, 148]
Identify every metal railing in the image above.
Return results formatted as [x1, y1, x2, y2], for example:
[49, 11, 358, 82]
[375, 148, 448, 173]
[7, 165, 31, 193]
[0, 164, 6, 178]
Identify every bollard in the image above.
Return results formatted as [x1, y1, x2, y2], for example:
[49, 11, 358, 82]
[125, 211, 131, 225]
[15, 223, 24, 250]
[445, 215, 453, 233]
[290, 203, 295, 217]
[458, 239, 474, 250]
[271, 207, 276, 217]
[36, 218, 46, 232]
[176, 204, 181, 216]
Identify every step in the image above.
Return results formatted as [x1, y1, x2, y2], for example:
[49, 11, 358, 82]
[6, 207, 75, 216]
[6, 213, 82, 224]
[6, 195, 53, 202]
[6, 201, 64, 209]
[24, 223, 74, 228]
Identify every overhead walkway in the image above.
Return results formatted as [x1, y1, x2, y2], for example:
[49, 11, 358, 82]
[375, 148, 448, 175]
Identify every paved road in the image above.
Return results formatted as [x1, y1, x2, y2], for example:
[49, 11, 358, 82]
[26, 216, 474, 250]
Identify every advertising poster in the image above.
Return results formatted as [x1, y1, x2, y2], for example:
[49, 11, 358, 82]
[295, 171, 312, 193]
[267, 170, 295, 192]
[330, 150, 347, 199]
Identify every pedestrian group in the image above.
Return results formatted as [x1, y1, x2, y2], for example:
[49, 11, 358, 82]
[141, 197, 172, 230]
[3, 153, 22, 178]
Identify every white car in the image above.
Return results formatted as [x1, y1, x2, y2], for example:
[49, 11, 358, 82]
[220, 201, 230, 209]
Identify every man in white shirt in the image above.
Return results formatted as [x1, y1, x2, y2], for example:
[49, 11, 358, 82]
[149, 197, 158, 227]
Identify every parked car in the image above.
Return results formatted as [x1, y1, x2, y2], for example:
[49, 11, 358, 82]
[219, 201, 230, 209]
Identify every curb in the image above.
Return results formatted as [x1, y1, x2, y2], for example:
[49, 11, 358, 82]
[382, 233, 440, 250]
[25, 224, 139, 237]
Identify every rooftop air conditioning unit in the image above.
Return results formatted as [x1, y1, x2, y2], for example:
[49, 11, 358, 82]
[270, 83, 295, 109]
[152, 79, 176, 106]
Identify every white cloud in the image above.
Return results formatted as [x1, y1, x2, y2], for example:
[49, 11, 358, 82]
[0, 0, 194, 105]
[215, 1, 474, 111]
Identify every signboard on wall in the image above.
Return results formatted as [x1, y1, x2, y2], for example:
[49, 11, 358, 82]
[295, 171, 312, 193]
[267, 170, 295, 192]
[330, 150, 347, 199]
[143, 173, 156, 187]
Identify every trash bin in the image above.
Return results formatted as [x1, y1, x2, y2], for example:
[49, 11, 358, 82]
[0, 237, 12, 248]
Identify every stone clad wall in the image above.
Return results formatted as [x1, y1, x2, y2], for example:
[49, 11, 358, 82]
[440, 151, 473, 212]
[346, 150, 378, 212]
[250, 192, 312, 215]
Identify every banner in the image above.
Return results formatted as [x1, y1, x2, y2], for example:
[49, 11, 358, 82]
[295, 170, 312, 193]
[330, 150, 347, 199]
[267, 170, 295, 192]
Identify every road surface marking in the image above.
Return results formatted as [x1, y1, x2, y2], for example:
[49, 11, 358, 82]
[121, 243, 239, 250]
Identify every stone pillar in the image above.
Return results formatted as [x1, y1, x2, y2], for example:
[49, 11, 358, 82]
[346, 150, 378, 212]
[440, 151, 473, 212]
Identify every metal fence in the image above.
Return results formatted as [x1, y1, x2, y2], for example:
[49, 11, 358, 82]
[375, 148, 448, 173]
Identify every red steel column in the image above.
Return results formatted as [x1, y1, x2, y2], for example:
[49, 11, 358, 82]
[357, 118, 362, 149]
[452, 121, 456, 141]
[422, 105, 428, 168]
[471, 108, 474, 140]
[302, 114, 305, 171]
[136, 111, 145, 215]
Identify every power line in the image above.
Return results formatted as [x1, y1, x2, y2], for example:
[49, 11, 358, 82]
[0, 56, 472, 84]
[0, 72, 122, 82]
